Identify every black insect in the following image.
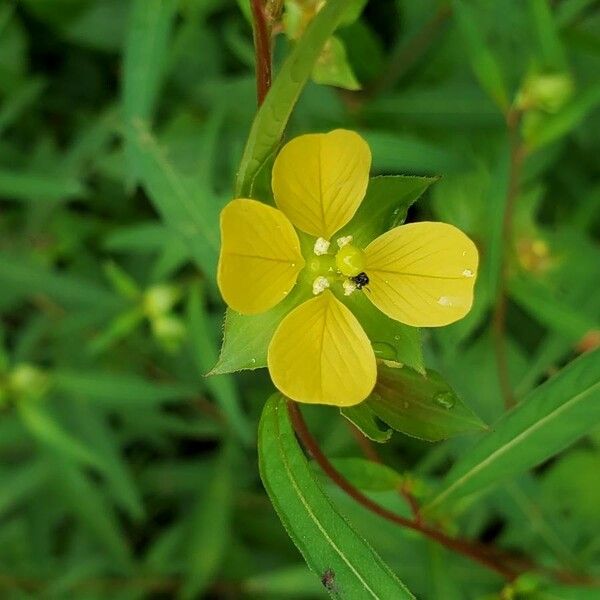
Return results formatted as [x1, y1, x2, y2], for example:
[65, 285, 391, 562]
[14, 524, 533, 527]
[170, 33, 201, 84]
[351, 271, 369, 289]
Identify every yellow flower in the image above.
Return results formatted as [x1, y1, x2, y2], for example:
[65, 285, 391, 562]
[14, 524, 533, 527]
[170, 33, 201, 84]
[218, 130, 478, 407]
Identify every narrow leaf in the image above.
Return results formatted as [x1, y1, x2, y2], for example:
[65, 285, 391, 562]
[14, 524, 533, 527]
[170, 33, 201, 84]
[451, 0, 509, 112]
[339, 175, 438, 248]
[236, 0, 349, 197]
[188, 284, 253, 445]
[126, 120, 219, 278]
[424, 348, 600, 514]
[259, 394, 414, 599]
[368, 364, 487, 442]
[341, 403, 392, 444]
[210, 286, 309, 375]
[123, 0, 177, 183]
[180, 443, 235, 599]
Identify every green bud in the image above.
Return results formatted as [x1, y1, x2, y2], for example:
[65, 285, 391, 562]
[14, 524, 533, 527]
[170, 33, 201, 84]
[151, 315, 187, 352]
[143, 284, 180, 319]
[9, 364, 50, 401]
[516, 72, 574, 113]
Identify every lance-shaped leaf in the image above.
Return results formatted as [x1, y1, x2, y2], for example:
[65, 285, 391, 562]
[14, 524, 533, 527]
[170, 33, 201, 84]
[259, 395, 414, 599]
[341, 403, 392, 444]
[367, 364, 488, 442]
[236, 0, 350, 197]
[339, 175, 438, 248]
[424, 348, 600, 514]
[209, 286, 309, 375]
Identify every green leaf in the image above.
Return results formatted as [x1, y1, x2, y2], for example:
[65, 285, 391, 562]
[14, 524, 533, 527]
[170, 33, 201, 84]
[509, 275, 598, 341]
[0, 461, 48, 516]
[451, 0, 509, 112]
[339, 175, 438, 248]
[18, 401, 108, 473]
[327, 458, 403, 492]
[187, 284, 253, 445]
[368, 364, 488, 442]
[236, 0, 350, 197]
[259, 394, 414, 599]
[527, 0, 567, 70]
[0, 77, 45, 136]
[181, 443, 235, 599]
[49, 457, 132, 569]
[343, 290, 424, 374]
[123, 0, 177, 184]
[53, 370, 196, 409]
[0, 167, 84, 204]
[341, 403, 392, 444]
[424, 348, 600, 514]
[312, 36, 360, 91]
[68, 402, 144, 521]
[210, 286, 309, 375]
[0, 251, 122, 309]
[126, 120, 219, 279]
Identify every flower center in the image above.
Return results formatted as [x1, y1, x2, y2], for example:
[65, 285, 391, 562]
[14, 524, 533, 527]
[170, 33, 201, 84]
[302, 235, 367, 296]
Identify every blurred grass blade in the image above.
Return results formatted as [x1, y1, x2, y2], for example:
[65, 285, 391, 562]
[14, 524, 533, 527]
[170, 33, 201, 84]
[126, 121, 219, 279]
[188, 285, 253, 445]
[527, 0, 567, 69]
[235, 0, 349, 197]
[50, 457, 132, 569]
[0, 252, 122, 309]
[259, 394, 415, 599]
[123, 0, 177, 184]
[0, 461, 48, 516]
[18, 401, 108, 473]
[180, 443, 236, 600]
[424, 348, 600, 514]
[510, 276, 598, 340]
[451, 0, 509, 112]
[0, 77, 45, 136]
[69, 402, 144, 520]
[54, 370, 196, 409]
[0, 168, 84, 203]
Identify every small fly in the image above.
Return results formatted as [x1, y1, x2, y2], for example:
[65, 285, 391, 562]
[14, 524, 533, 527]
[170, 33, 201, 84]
[351, 272, 369, 290]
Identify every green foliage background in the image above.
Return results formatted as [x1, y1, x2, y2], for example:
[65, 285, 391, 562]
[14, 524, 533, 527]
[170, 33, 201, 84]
[1, 0, 599, 598]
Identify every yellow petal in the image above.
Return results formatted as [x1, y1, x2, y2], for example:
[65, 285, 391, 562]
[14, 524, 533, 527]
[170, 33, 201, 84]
[268, 290, 376, 406]
[364, 222, 479, 327]
[272, 129, 371, 239]
[218, 199, 305, 315]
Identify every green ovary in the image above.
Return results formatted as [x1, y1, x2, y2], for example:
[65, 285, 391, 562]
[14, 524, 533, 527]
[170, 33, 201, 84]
[335, 244, 365, 277]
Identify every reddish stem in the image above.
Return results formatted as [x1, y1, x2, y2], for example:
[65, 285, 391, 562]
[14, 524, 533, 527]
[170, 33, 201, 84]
[493, 109, 525, 410]
[250, 0, 272, 106]
[288, 401, 520, 581]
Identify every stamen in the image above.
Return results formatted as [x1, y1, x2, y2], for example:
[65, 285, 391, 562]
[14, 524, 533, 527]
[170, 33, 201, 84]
[336, 235, 353, 248]
[313, 237, 330, 256]
[343, 280, 357, 296]
[312, 276, 330, 295]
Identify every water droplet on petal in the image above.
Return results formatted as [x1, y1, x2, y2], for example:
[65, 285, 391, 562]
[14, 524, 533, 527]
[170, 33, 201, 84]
[462, 269, 474, 278]
[433, 391, 455, 409]
[437, 296, 453, 307]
